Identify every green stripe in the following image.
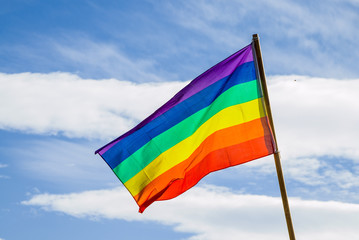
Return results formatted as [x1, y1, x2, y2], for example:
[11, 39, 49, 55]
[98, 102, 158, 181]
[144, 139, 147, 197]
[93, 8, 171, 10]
[114, 79, 262, 183]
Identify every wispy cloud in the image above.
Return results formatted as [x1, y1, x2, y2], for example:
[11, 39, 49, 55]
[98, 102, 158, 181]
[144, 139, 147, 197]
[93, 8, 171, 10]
[22, 185, 359, 240]
[0, 164, 8, 168]
[159, 0, 359, 78]
[52, 37, 169, 82]
[237, 155, 359, 203]
[0, 163, 9, 179]
[2, 1, 358, 79]
[9, 139, 112, 186]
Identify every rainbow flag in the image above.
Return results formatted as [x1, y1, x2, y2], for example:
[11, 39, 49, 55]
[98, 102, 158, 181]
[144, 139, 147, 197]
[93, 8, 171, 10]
[96, 43, 275, 213]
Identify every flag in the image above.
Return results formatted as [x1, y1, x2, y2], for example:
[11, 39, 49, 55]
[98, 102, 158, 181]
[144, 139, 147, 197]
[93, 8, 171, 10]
[96, 43, 275, 213]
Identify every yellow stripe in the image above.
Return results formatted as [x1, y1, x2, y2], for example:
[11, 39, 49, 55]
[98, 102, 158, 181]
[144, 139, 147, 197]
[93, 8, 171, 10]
[124, 98, 266, 196]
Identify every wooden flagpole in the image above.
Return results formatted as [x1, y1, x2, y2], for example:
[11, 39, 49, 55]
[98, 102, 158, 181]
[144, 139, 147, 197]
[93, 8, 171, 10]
[252, 34, 296, 240]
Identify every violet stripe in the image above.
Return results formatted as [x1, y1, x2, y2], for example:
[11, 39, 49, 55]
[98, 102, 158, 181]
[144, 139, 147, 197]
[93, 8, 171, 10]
[96, 44, 253, 155]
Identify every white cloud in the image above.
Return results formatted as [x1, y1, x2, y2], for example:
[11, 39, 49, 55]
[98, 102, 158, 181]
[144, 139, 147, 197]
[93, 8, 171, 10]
[1, 72, 358, 159]
[269, 75, 359, 161]
[22, 185, 359, 240]
[0, 72, 186, 139]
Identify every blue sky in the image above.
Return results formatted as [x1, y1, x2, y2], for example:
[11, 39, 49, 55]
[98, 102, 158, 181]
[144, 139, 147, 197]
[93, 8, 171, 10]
[1, 0, 359, 239]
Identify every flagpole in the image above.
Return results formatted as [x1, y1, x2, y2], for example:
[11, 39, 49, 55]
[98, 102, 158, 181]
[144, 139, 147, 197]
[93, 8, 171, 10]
[252, 34, 296, 240]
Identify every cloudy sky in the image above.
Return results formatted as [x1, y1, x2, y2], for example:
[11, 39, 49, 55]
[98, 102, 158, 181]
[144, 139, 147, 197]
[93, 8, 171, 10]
[1, 0, 359, 239]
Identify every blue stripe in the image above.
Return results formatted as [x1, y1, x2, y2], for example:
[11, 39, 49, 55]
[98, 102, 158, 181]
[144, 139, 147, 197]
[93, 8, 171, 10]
[103, 61, 257, 169]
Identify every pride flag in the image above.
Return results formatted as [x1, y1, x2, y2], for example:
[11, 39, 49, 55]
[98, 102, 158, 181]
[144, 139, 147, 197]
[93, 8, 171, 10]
[96, 43, 275, 213]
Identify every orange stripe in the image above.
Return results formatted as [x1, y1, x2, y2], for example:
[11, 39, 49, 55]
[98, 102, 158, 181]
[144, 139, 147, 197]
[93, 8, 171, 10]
[134, 117, 274, 212]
